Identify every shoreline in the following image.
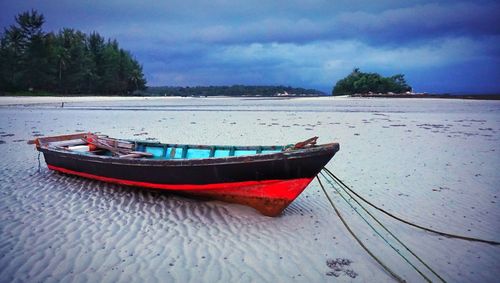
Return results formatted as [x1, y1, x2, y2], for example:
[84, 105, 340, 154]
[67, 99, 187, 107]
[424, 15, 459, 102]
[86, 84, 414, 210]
[1, 93, 500, 106]
[349, 93, 500, 100]
[0, 96, 178, 106]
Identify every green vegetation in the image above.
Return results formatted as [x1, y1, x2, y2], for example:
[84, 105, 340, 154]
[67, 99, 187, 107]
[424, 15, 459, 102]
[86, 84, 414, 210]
[7, 90, 57, 96]
[0, 10, 146, 95]
[145, 85, 325, 97]
[332, 68, 411, 96]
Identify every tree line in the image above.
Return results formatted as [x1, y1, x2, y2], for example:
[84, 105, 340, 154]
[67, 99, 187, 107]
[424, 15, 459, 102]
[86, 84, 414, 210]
[0, 10, 146, 95]
[146, 85, 325, 97]
[332, 68, 412, 96]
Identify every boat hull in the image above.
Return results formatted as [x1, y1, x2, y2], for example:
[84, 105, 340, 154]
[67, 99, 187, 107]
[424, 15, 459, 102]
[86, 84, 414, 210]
[47, 164, 314, 216]
[38, 137, 339, 216]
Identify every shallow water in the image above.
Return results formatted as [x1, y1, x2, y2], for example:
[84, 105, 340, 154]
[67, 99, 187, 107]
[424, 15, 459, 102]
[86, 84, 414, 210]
[0, 97, 499, 282]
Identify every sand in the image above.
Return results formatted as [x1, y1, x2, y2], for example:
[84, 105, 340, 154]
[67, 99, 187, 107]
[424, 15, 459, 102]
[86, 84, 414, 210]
[0, 96, 173, 106]
[0, 97, 498, 282]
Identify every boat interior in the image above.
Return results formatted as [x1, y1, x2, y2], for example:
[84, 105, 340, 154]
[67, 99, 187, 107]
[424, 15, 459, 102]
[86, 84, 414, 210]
[136, 143, 283, 159]
[37, 133, 286, 160]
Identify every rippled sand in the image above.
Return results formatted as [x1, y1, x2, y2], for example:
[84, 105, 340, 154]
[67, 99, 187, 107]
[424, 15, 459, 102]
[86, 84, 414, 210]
[0, 97, 499, 282]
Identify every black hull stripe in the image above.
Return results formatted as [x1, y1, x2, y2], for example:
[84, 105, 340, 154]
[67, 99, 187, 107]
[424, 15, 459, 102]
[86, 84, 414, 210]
[42, 148, 336, 185]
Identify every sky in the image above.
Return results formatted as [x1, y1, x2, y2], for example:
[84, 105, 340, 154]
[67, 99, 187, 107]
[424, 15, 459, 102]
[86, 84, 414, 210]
[1, 0, 500, 93]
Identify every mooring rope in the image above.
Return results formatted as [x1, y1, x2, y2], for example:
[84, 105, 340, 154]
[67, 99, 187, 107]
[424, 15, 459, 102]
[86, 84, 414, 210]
[320, 170, 446, 282]
[316, 176, 407, 283]
[322, 167, 500, 246]
[319, 172, 439, 282]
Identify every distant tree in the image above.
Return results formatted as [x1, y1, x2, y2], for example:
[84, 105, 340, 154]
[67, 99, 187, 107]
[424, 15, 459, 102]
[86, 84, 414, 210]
[21, 10, 56, 90]
[332, 68, 412, 96]
[0, 10, 147, 95]
[87, 32, 105, 93]
[128, 60, 147, 92]
[0, 10, 50, 91]
[98, 40, 119, 93]
[54, 28, 92, 93]
[388, 74, 411, 93]
[0, 26, 24, 90]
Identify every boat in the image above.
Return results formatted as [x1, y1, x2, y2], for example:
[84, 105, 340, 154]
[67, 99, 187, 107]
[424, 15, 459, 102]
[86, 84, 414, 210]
[31, 133, 339, 216]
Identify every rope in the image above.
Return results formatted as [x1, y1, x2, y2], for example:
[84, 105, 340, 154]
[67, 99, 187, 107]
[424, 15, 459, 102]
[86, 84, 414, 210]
[320, 173, 433, 282]
[316, 176, 407, 283]
[323, 167, 500, 246]
[320, 170, 446, 282]
[320, 172, 439, 282]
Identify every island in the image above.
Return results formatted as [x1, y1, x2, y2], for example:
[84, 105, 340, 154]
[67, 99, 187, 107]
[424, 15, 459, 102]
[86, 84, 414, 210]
[332, 68, 412, 96]
[145, 85, 325, 97]
[331, 68, 500, 100]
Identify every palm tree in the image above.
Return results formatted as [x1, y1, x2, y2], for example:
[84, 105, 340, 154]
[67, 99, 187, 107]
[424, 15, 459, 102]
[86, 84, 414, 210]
[129, 68, 140, 91]
[56, 47, 69, 82]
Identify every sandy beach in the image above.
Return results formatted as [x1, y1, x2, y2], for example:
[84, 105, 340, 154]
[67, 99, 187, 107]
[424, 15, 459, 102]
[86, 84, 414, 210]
[0, 96, 498, 282]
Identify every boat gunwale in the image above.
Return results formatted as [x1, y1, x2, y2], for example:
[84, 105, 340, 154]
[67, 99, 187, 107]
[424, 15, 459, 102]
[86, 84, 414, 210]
[39, 142, 339, 166]
[34, 132, 339, 166]
[131, 139, 285, 151]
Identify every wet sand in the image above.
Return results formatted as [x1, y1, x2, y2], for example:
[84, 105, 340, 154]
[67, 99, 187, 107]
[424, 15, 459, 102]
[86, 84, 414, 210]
[0, 97, 499, 282]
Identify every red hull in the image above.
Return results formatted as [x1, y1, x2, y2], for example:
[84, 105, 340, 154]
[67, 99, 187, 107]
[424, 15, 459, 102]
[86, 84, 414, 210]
[48, 165, 314, 216]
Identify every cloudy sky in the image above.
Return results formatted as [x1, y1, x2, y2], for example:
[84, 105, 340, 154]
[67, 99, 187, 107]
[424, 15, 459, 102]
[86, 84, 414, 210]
[2, 0, 499, 93]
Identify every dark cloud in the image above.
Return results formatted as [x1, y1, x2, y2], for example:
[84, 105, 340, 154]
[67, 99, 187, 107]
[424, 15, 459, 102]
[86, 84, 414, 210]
[332, 2, 500, 44]
[1, 0, 499, 92]
[204, 2, 500, 45]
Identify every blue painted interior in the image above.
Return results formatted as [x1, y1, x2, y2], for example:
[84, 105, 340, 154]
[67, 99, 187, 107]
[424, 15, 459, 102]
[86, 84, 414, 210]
[173, 148, 183, 159]
[165, 147, 172, 158]
[213, 149, 230, 158]
[234, 150, 257, 156]
[140, 145, 282, 160]
[186, 148, 211, 159]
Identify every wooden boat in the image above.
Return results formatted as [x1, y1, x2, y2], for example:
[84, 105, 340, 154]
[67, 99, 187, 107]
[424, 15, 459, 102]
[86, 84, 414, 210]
[31, 133, 339, 216]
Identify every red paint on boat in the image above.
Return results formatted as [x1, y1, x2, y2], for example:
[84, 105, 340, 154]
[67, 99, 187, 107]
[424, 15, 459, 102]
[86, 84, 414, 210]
[47, 164, 314, 201]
